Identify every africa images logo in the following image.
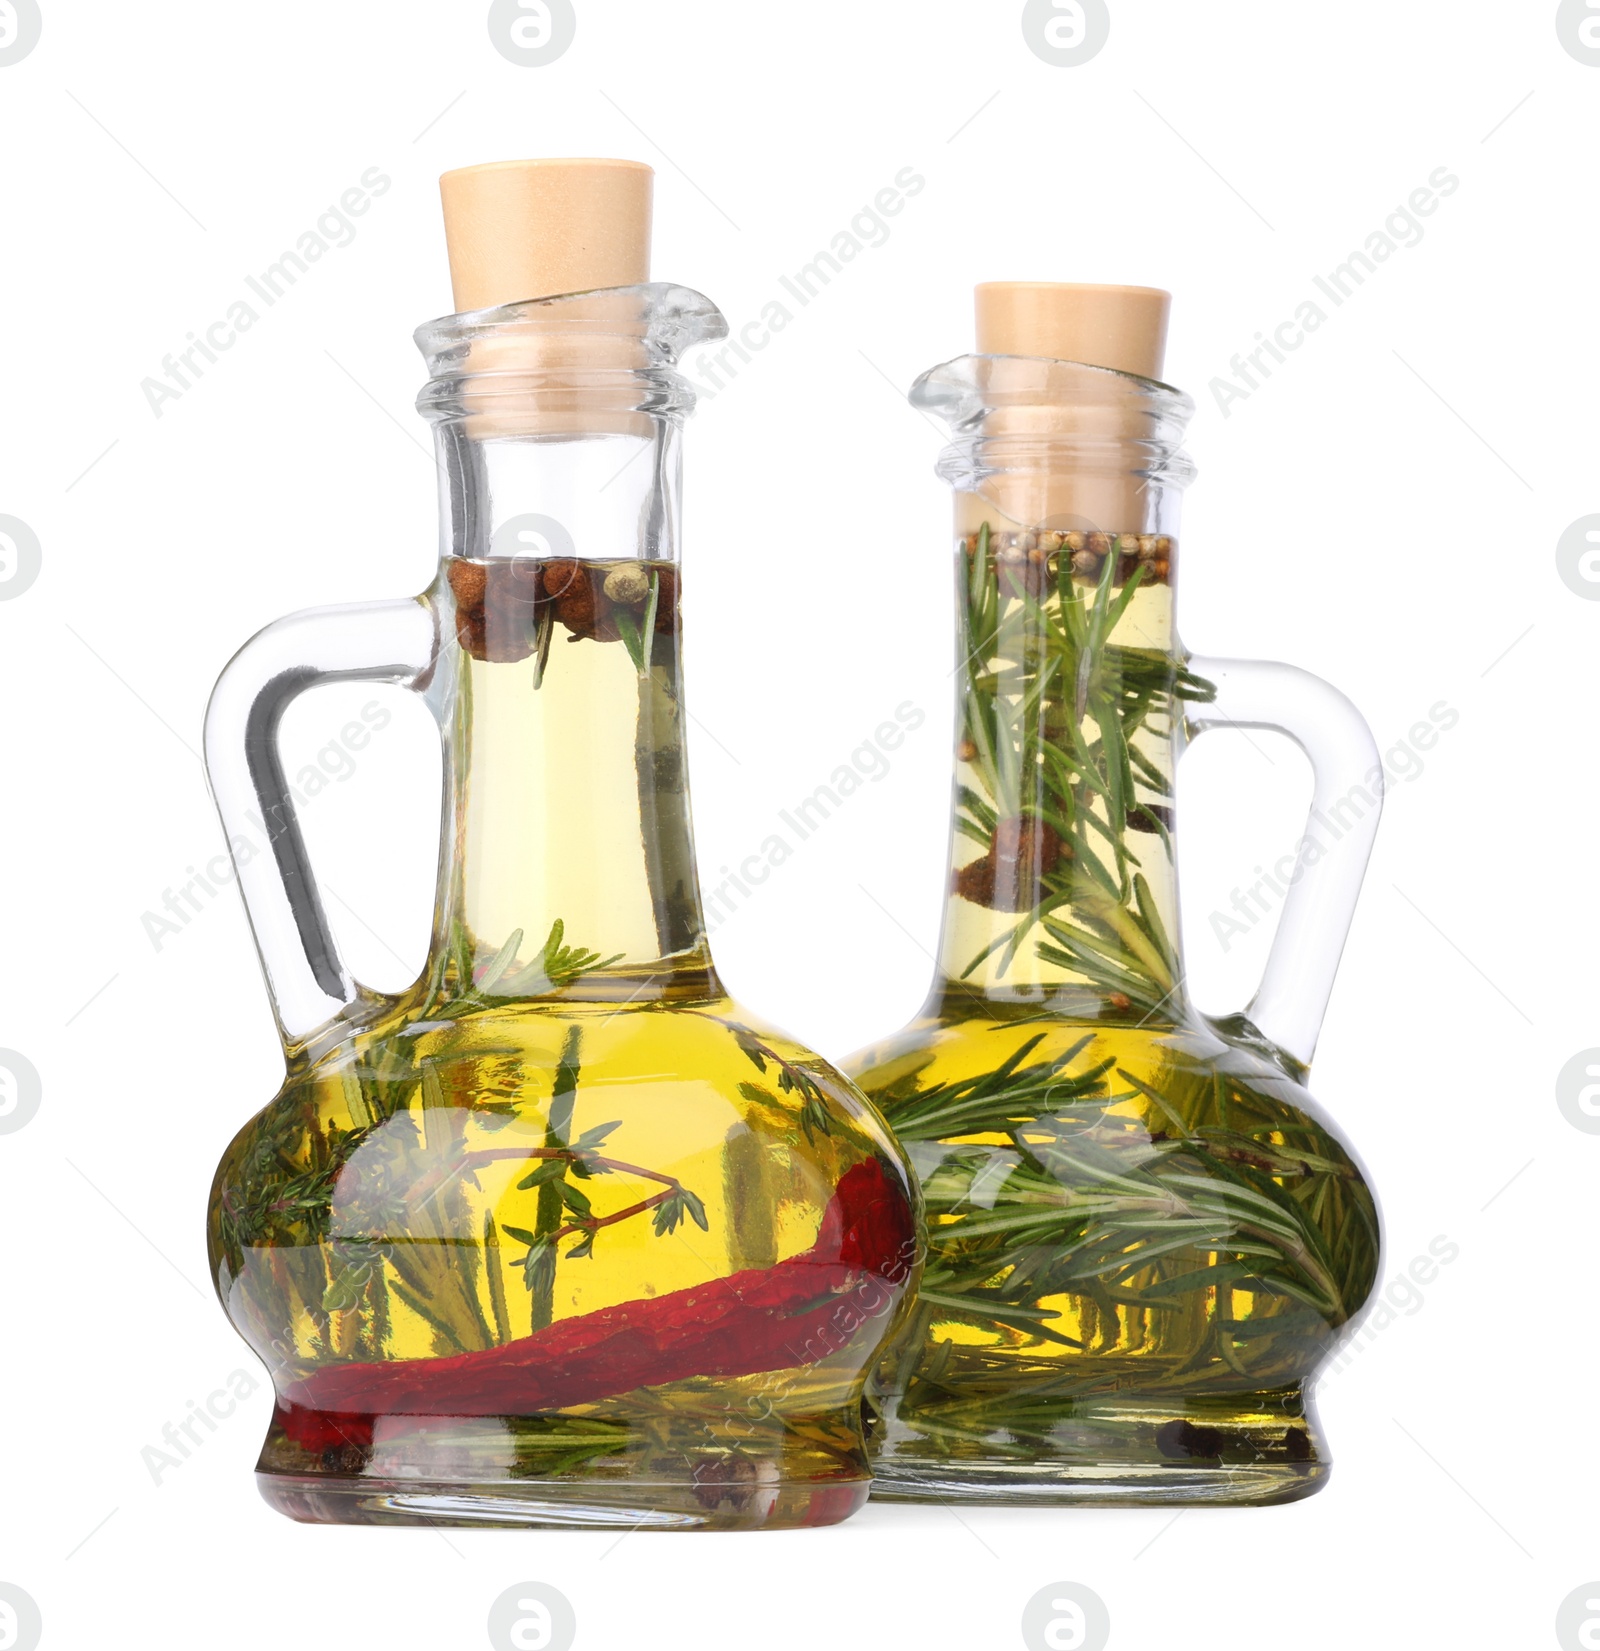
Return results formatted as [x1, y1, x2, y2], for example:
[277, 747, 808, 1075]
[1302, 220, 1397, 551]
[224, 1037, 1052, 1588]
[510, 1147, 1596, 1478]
[0, 0, 42, 68]
[1556, 0, 1600, 64]
[0, 517, 41, 601]
[488, 0, 576, 66]
[1021, 0, 1110, 66]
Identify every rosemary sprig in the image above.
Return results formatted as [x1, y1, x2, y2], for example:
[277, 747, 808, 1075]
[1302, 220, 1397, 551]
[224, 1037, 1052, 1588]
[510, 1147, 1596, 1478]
[866, 1033, 1379, 1434]
[951, 525, 1214, 999]
[501, 920, 625, 994]
[436, 919, 624, 1014]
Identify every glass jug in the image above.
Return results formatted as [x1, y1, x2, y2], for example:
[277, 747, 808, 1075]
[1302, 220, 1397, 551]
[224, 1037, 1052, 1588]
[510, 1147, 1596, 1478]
[846, 343, 1381, 1506]
[204, 282, 918, 1529]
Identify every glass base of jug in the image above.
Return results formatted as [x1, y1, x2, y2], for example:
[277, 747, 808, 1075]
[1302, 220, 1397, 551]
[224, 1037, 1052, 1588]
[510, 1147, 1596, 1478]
[868, 1457, 1326, 1508]
[257, 1470, 870, 1530]
[866, 1391, 1329, 1507]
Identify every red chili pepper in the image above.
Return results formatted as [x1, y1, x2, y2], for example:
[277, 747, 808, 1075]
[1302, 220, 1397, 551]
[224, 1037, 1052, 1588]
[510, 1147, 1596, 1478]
[277, 1157, 915, 1454]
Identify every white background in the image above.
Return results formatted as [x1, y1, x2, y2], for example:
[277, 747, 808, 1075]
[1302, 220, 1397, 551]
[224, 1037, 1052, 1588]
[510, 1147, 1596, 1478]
[0, 3, 1595, 1648]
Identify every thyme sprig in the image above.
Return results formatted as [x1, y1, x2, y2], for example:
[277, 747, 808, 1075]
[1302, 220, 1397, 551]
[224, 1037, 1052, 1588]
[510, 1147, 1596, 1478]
[726, 1021, 837, 1145]
[501, 1026, 707, 1326]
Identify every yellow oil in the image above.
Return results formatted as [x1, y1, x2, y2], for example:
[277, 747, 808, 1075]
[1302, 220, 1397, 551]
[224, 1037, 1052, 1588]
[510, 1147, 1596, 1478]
[208, 558, 918, 1526]
[845, 519, 1379, 1505]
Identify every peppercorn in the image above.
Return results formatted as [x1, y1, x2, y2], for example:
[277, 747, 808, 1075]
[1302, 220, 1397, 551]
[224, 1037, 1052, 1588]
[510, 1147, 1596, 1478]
[603, 562, 651, 606]
[998, 551, 1051, 599]
[956, 738, 978, 761]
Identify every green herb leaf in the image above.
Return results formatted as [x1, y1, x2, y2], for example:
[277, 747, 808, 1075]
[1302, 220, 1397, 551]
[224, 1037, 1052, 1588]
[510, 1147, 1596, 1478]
[477, 927, 525, 991]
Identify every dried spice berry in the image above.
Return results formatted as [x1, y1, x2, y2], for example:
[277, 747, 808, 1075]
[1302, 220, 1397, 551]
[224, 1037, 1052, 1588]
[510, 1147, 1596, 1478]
[450, 556, 682, 660]
[993, 532, 1055, 599]
[319, 1440, 371, 1474]
[543, 558, 614, 642]
[447, 558, 489, 658]
[991, 528, 1176, 589]
[499, 557, 547, 613]
[1129, 802, 1174, 834]
[486, 559, 548, 662]
[690, 1453, 777, 1513]
[447, 558, 549, 663]
[953, 814, 1064, 911]
[542, 561, 680, 645]
[1115, 535, 1142, 586]
[603, 562, 651, 606]
[953, 856, 996, 907]
[1156, 1418, 1228, 1461]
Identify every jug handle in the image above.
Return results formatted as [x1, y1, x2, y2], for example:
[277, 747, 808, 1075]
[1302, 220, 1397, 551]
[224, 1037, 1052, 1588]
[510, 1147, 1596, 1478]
[1183, 657, 1382, 1068]
[204, 598, 440, 1048]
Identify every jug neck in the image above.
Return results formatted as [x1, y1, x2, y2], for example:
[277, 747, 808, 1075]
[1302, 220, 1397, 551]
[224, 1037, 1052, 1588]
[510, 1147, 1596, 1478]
[914, 354, 1200, 1022]
[415, 285, 726, 1005]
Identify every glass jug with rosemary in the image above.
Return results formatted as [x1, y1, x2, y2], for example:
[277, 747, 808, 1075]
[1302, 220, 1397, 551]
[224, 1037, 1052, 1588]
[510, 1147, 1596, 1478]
[846, 284, 1381, 1506]
[202, 161, 917, 1530]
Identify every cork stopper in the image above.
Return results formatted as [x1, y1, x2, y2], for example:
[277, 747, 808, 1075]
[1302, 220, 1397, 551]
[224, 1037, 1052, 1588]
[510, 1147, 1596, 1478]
[975, 282, 1170, 380]
[960, 283, 1178, 536]
[439, 158, 653, 312]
